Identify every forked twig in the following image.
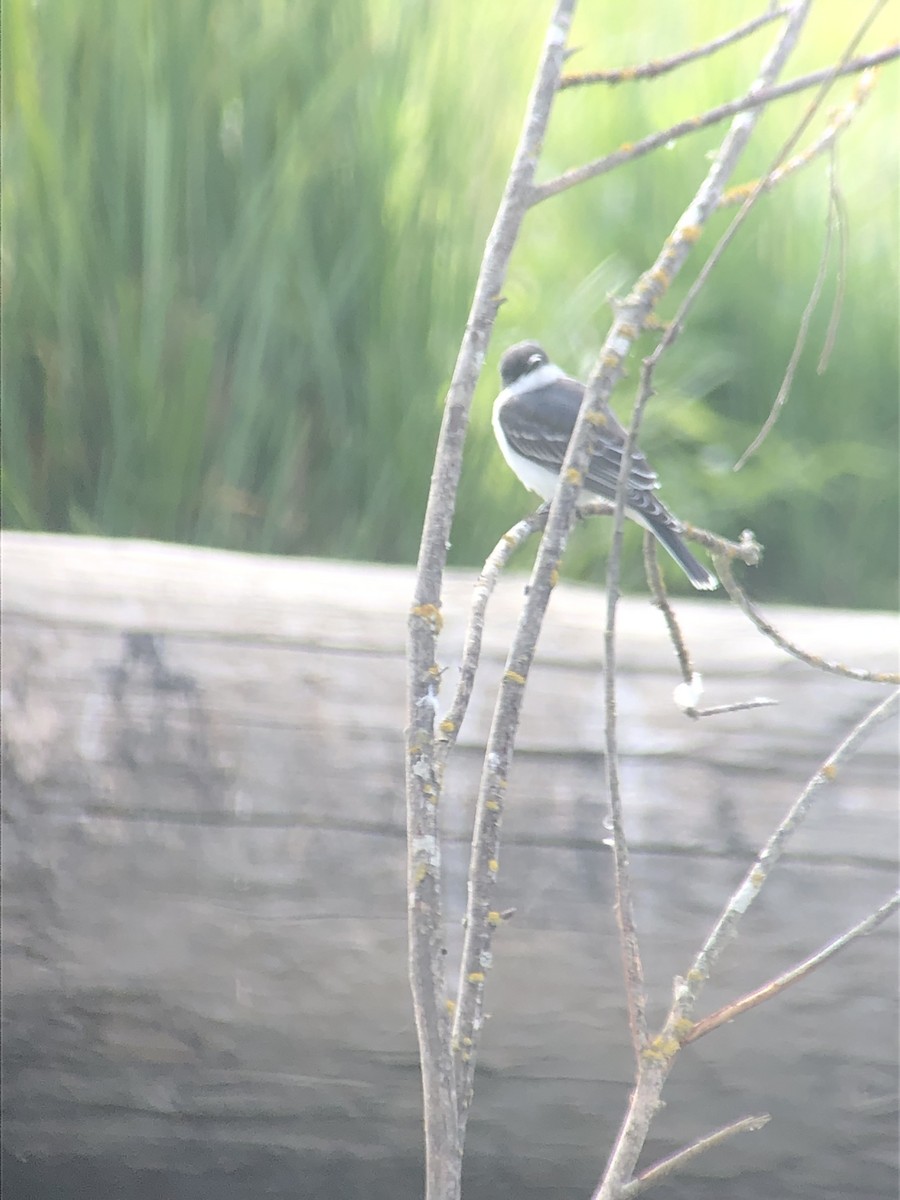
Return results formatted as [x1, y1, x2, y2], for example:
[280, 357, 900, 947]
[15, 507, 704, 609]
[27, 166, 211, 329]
[619, 1114, 772, 1198]
[674, 687, 900, 1012]
[534, 47, 899, 204]
[683, 892, 900, 1045]
[594, 682, 898, 1199]
[717, 68, 875, 211]
[405, 4, 578, 1191]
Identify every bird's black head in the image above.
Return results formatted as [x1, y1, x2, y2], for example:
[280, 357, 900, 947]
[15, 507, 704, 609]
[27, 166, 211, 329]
[499, 341, 548, 388]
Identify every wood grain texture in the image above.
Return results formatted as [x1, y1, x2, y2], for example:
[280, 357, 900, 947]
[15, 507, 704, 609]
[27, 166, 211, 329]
[2, 531, 897, 1200]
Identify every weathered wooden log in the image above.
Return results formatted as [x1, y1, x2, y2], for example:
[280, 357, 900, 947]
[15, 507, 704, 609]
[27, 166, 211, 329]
[2, 531, 897, 1199]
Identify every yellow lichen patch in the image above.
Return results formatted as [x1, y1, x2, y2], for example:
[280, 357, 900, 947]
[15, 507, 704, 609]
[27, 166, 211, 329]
[750, 869, 765, 887]
[679, 224, 702, 244]
[439, 718, 456, 734]
[445, 998, 457, 1014]
[565, 467, 582, 485]
[415, 862, 428, 884]
[650, 267, 671, 289]
[411, 603, 443, 632]
[504, 669, 526, 685]
[488, 911, 501, 926]
[488, 859, 499, 873]
[467, 971, 485, 984]
[427, 663, 441, 678]
[723, 182, 755, 203]
[619, 141, 634, 153]
[822, 763, 838, 782]
[642, 1034, 680, 1062]
[618, 323, 637, 340]
[585, 410, 608, 427]
[549, 568, 559, 588]
[485, 799, 500, 812]
[686, 968, 704, 983]
[601, 352, 620, 369]
[672, 1017, 694, 1041]
[643, 314, 670, 332]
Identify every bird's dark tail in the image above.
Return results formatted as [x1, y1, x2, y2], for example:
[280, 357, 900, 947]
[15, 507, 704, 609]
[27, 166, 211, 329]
[646, 518, 718, 591]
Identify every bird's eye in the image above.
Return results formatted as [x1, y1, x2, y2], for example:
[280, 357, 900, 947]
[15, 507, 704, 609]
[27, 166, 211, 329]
[527, 354, 543, 369]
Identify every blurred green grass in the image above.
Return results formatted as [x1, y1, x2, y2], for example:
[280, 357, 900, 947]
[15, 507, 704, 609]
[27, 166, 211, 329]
[2, 0, 897, 608]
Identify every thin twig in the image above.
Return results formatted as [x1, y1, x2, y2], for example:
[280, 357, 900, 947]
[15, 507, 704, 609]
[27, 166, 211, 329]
[730, 60, 876, 472]
[643, 533, 694, 686]
[435, 508, 549, 774]
[692, 698, 779, 717]
[818, 141, 849, 373]
[715, 554, 900, 684]
[620, 1114, 772, 1198]
[604, 560, 650, 1063]
[560, 9, 788, 89]
[643, 537, 773, 718]
[533, 46, 899, 204]
[684, 892, 900, 1045]
[733, 192, 836, 470]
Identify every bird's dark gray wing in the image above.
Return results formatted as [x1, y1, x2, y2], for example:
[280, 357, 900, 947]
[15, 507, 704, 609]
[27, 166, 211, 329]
[497, 377, 661, 503]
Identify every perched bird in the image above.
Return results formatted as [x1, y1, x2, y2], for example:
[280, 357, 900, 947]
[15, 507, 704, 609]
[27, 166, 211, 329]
[493, 340, 717, 590]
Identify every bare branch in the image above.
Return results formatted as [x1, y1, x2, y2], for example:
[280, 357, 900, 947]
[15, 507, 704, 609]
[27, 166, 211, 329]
[405, 4, 577, 1191]
[715, 554, 900, 684]
[716, 68, 876, 209]
[676, 687, 900, 1011]
[619, 1114, 772, 1198]
[684, 892, 900, 1045]
[533, 46, 899, 204]
[595, 681, 897, 1200]
[560, 9, 789, 89]
[453, 185, 769, 1125]
[592, 10, 817, 1197]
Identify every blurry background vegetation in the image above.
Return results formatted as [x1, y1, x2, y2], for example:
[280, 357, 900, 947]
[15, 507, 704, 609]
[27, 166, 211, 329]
[2, 0, 897, 608]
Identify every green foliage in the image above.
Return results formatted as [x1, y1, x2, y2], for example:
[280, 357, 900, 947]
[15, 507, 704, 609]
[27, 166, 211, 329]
[3, 1, 897, 608]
